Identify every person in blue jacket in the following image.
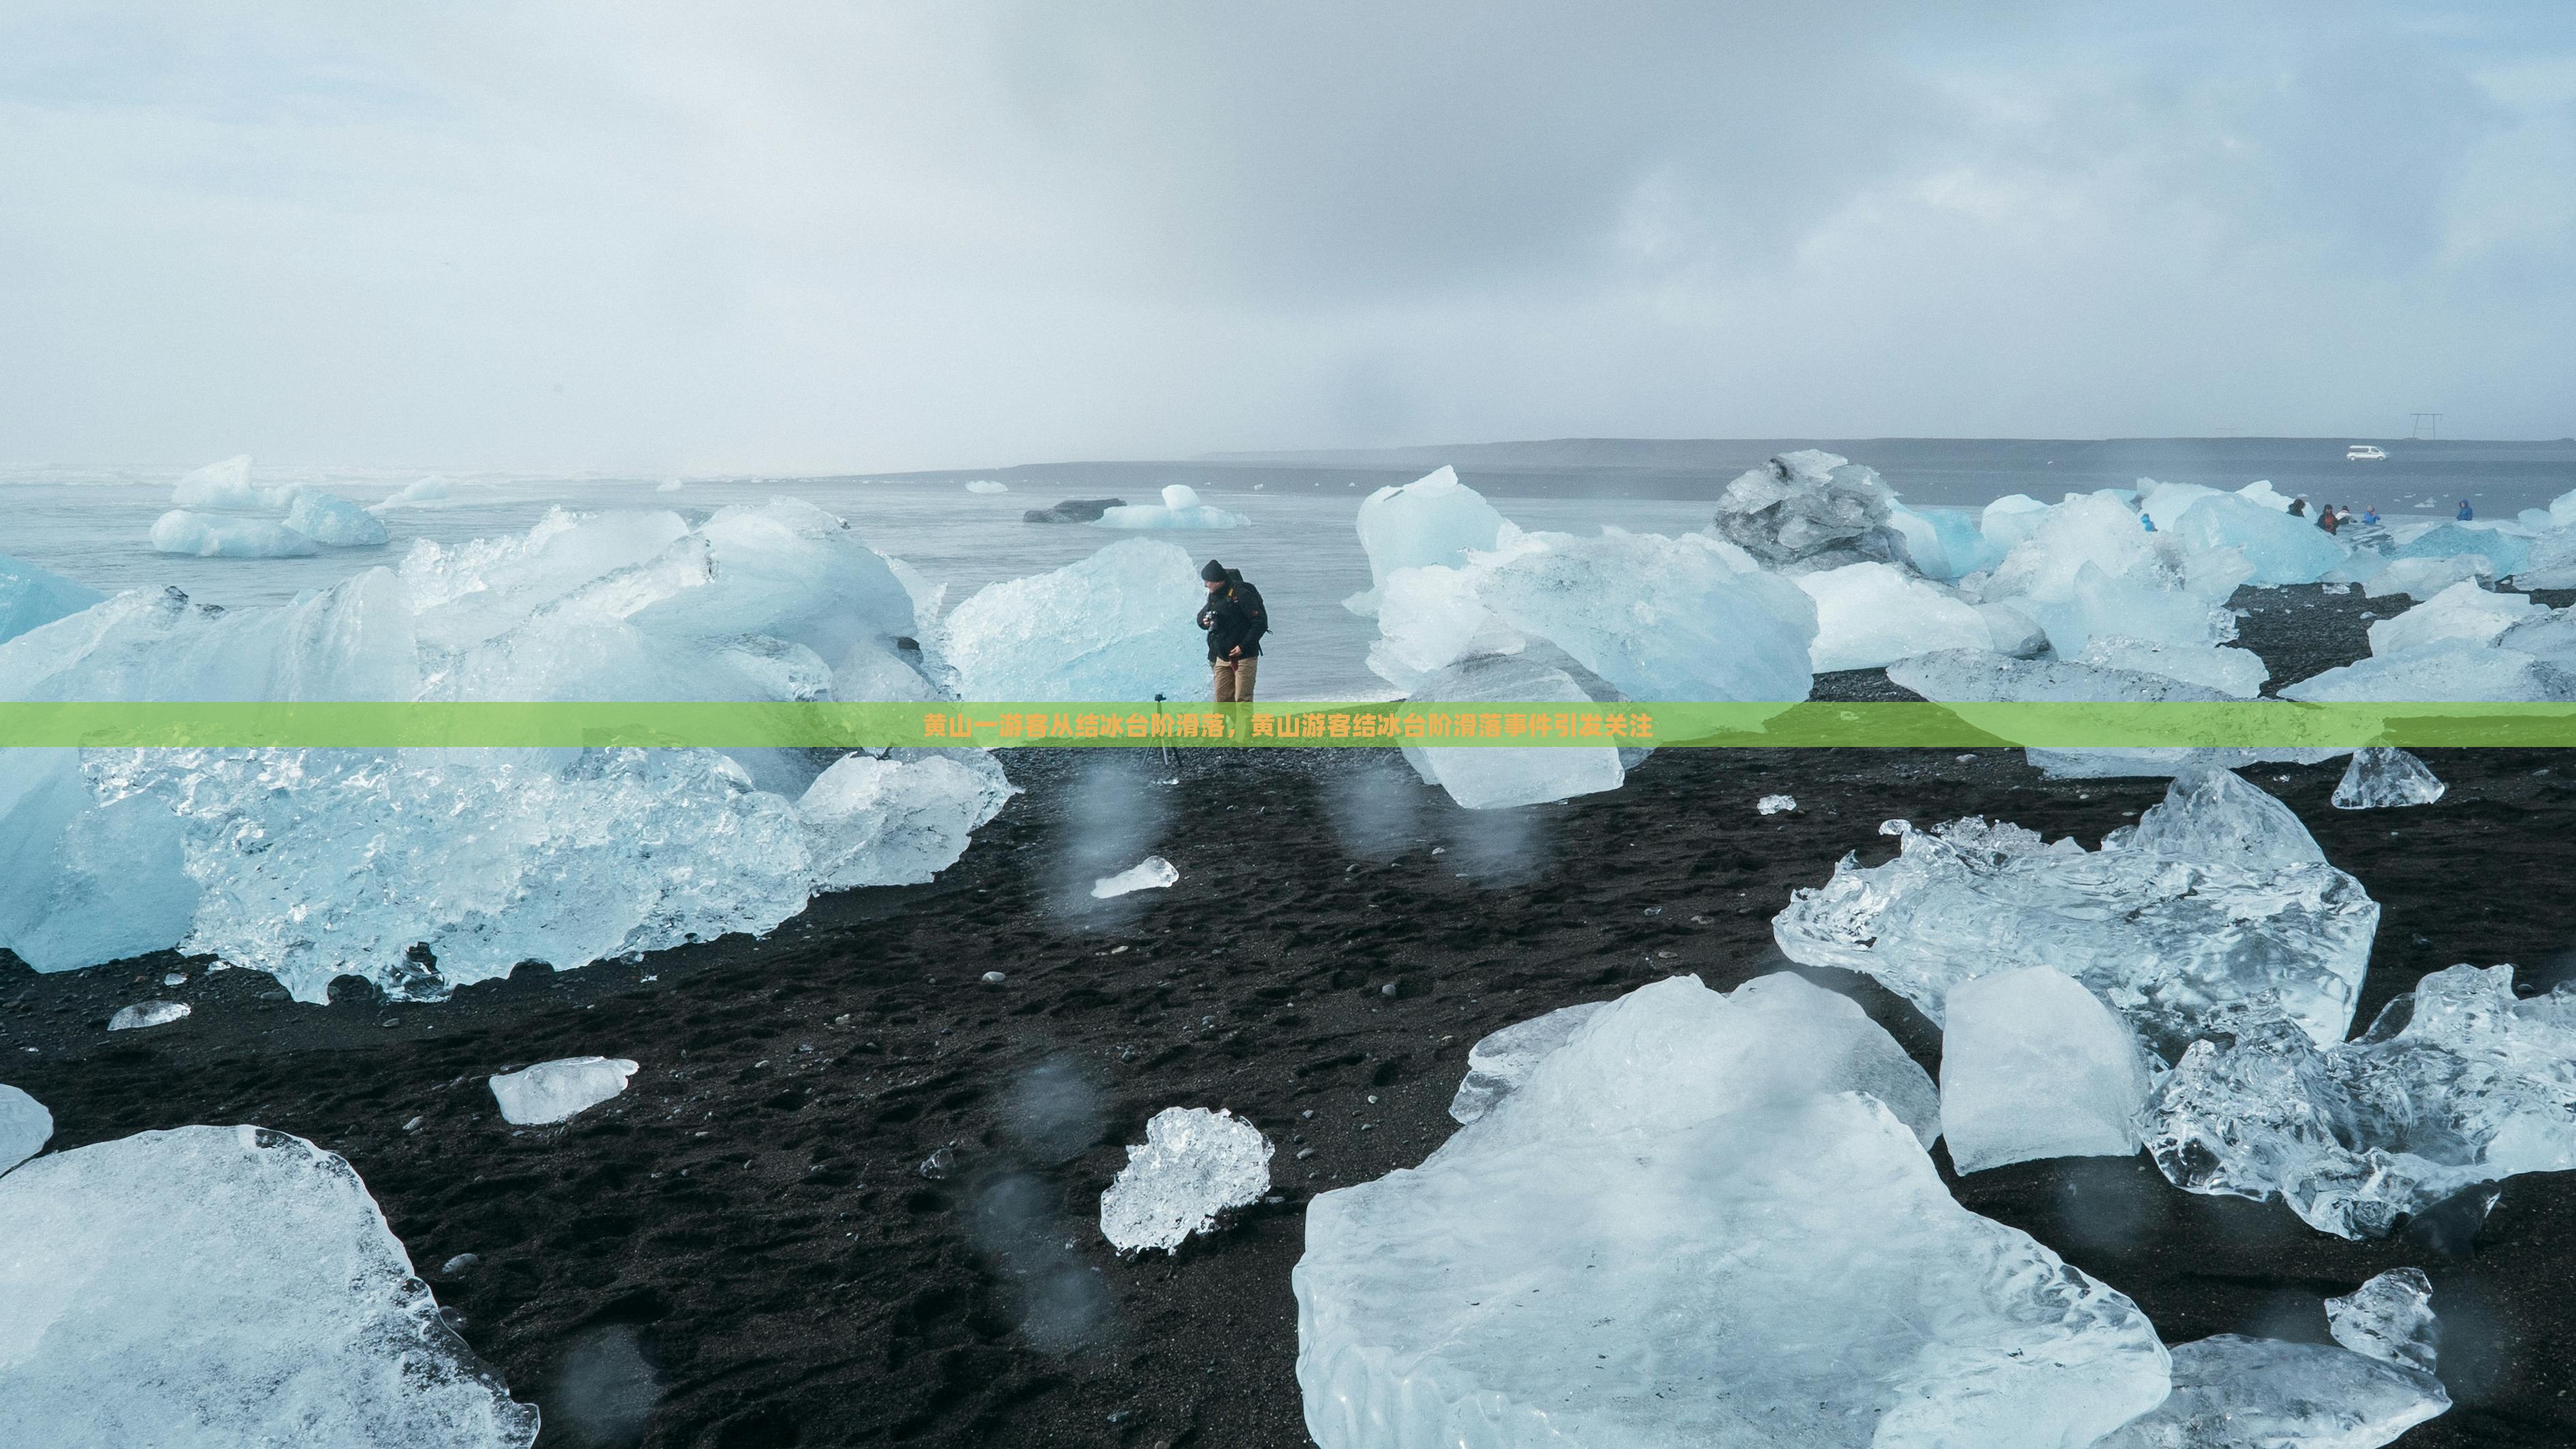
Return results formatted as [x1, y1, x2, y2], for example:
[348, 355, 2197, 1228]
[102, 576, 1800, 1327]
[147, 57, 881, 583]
[2457, 499, 2475, 521]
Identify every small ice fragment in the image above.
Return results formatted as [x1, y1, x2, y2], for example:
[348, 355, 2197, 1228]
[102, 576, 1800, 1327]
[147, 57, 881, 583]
[1757, 794, 1796, 815]
[2092, 1333, 2448, 1448]
[0, 1084, 52, 1173]
[918, 1147, 955, 1179]
[1939, 966, 2157, 1173]
[487, 1057, 637, 1125]
[2327, 1268, 2440, 1373]
[655, 479, 684, 493]
[964, 479, 1009, 494]
[106, 1001, 190, 1032]
[1099, 1106, 1271, 1253]
[441, 1253, 481, 1276]
[1447, 1001, 1606, 1124]
[162, 971, 186, 986]
[2332, 748, 2447, 810]
[981, 971, 1007, 983]
[1092, 856, 1179, 899]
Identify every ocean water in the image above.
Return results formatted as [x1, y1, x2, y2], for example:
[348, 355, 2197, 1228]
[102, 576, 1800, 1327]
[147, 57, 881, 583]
[3, 443, 2554, 701]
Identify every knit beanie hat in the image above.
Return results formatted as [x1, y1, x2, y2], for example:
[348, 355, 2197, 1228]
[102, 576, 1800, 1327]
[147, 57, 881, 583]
[1200, 559, 1228, 582]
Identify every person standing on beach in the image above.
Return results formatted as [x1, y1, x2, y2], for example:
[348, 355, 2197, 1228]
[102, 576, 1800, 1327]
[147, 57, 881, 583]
[2288, 496, 2307, 517]
[2318, 504, 2342, 534]
[2458, 499, 2475, 521]
[1198, 560, 1268, 703]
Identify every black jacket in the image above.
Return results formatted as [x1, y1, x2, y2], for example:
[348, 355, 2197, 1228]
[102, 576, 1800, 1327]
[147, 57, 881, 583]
[1197, 576, 1267, 661]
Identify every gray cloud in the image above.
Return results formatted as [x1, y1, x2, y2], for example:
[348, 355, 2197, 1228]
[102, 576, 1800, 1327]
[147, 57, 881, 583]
[0, 1, 2567, 472]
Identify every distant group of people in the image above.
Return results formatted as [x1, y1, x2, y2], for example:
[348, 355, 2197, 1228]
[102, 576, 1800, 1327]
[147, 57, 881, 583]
[2287, 498, 2395, 533]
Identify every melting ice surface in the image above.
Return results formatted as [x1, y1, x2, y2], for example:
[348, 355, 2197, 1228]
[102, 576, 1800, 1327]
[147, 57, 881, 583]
[1939, 966, 2158, 1174]
[1444, 1001, 1604, 1125]
[0, 1125, 538, 1448]
[489, 1057, 638, 1126]
[2333, 747, 2447, 809]
[1099, 1107, 1271, 1253]
[940, 537, 1210, 701]
[1774, 769, 2379, 1057]
[1296, 974, 2165, 1449]
[2146, 962, 2576, 1238]
[0, 1083, 50, 1174]
[0, 500, 1018, 1001]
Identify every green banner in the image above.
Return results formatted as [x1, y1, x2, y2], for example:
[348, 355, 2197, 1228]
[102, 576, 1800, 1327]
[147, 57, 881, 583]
[4, 699, 2576, 748]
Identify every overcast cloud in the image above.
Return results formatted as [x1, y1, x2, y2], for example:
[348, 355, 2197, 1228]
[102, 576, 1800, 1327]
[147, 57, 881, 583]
[1, 1, 2570, 472]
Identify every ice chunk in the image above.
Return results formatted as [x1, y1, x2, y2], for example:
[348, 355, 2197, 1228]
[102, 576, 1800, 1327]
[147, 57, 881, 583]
[0, 748, 200, 973]
[2076, 635, 2269, 699]
[0, 1125, 538, 1448]
[1794, 562, 1992, 671]
[2024, 746, 2352, 780]
[2366, 580, 2534, 656]
[2159, 490, 2348, 585]
[283, 490, 392, 547]
[1022, 496, 1124, 523]
[1978, 601, 2050, 657]
[2363, 554, 2491, 600]
[1346, 466, 1507, 615]
[1092, 855, 1179, 898]
[800, 750, 1018, 888]
[1711, 450, 1909, 568]
[1092, 483, 1248, 530]
[1887, 649, 2235, 704]
[2333, 748, 2446, 809]
[2145, 963, 2576, 1237]
[2495, 604, 2576, 666]
[2281, 640, 2576, 703]
[0, 553, 104, 647]
[1982, 495, 2166, 604]
[1939, 966, 2157, 1172]
[168, 454, 265, 509]
[373, 475, 453, 509]
[1295, 977, 2164, 1449]
[0, 1084, 50, 1174]
[149, 509, 320, 558]
[2390, 521, 2528, 578]
[2093, 1334, 2447, 1448]
[1980, 492, 2051, 550]
[1475, 528, 1816, 701]
[488, 1056, 637, 1125]
[942, 538, 1209, 700]
[106, 1000, 190, 1031]
[1885, 503, 2006, 580]
[1396, 654, 1623, 810]
[1758, 793, 1796, 814]
[656, 478, 684, 493]
[964, 479, 1009, 494]
[1099, 1106, 1271, 1253]
[1775, 779, 2378, 1056]
[1445, 1001, 1606, 1125]
[2329, 1268, 2439, 1373]
[2123, 766, 2325, 868]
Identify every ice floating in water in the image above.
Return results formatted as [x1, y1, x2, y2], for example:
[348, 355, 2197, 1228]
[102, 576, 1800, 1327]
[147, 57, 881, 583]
[942, 538, 1210, 701]
[1774, 770, 2379, 1057]
[2282, 639, 2576, 703]
[373, 475, 453, 510]
[0, 1125, 538, 1448]
[1445, 1001, 1605, 1125]
[964, 479, 1009, 494]
[168, 455, 266, 510]
[2364, 554, 2492, 600]
[1295, 973, 2164, 1449]
[0, 554, 103, 647]
[2365, 580, 2534, 656]
[2329, 1268, 2440, 1373]
[149, 509, 319, 558]
[2147, 962, 2576, 1238]
[283, 490, 391, 547]
[2333, 748, 2446, 810]
[2094, 1332, 2447, 1448]
[1092, 483, 1248, 530]
[655, 479, 684, 493]
[1396, 654, 1624, 810]
[1099, 1106, 1271, 1253]
[1346, 466, 1506, 615]
[1092, 855, 1179, 899]
[1794, 562, 1991, 671]
[1711, 449, 1909, 570]
[489, 1056, 638, 1125]
[0, 1084, 50, 1174]
[1758, 793, 1796, 814]
[106, 1000, 190, 1031]
[1939, 966, 2158, 1173]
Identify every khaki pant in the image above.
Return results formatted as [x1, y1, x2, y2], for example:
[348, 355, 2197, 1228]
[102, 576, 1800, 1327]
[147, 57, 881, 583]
[1212, 656, 1259, 703]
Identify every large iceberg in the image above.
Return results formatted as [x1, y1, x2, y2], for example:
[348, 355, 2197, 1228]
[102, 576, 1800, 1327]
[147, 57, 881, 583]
[939, 537, 1209, 701]
[1473, 528, 1816, 701]
[148, 510, 320, 558]
[0, 554, 102, 647]
[1711, 450, 1909, 570]
[1939, 966, 2159, 1174]
[2389, 521, 2528, 579]
[2146, 962, 2576, 1238]
[1972, 493, 2243, 654]
[0, 1125, 538, 1447]
[2143, 484, 2348, 585]
[1796, 562, 1993, 671]
[1395, 654, 1625, 810]
[0, 501, 1015, 998]
[283, 490, 393, 547]
[168, 455, 268, 510]
[1092, 483, 1248, 530]
[1345, 466, 1507, 615]
[1774, 770, 2380, 1057]
[1295, 974, 2167, 1449]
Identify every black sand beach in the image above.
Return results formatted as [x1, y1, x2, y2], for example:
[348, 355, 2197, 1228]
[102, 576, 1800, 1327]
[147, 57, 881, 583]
[8, 585, 2576, 1448]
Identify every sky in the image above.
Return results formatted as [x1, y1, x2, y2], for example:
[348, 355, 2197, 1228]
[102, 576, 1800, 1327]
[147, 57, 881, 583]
[1, 1, 2571, 473]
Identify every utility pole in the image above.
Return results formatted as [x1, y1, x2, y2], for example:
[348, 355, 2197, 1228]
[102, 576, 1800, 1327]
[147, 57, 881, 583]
[2410, 412, 2442, 440]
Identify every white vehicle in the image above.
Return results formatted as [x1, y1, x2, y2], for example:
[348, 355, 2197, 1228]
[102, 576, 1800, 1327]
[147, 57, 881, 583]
[2347, 444, 2388, 461]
